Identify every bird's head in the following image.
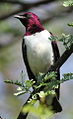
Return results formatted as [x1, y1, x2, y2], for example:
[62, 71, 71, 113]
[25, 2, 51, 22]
[14, 12, 44, 35]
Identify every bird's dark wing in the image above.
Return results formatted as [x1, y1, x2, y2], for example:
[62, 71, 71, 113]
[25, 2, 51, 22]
[52, 41, 60, 62]
[22, 38, 35, 80]
[51, 40, 62, 112]
[17, 39, 36, 119]
[51, 40, 60, 99]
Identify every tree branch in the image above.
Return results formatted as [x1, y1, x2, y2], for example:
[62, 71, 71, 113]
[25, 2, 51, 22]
[0, 0, 58, 21]
[0, 0, 25, 5]
[0, 0, 56, 6]
[49, 44, 73, 71]
[0, 4, 73, 21]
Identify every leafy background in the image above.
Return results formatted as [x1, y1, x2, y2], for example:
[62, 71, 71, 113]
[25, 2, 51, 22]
[0, 0, 73, 119]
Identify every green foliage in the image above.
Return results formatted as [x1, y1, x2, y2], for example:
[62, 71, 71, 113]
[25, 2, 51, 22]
[4, 79, 34, 96]
[34, 72, 58, 92]
[59, 34, 73, 50]
[62, 73, 73, 80]
[68, 22, 73, 27]
[23, 100, 53, 119]
[63, 0, 73, 31]
[4, 79, 24, 86]
[63, 0, 73, 7]
[4, 71, 73, 97]
[50, 34, 73, 50]
[4, 71, 35, 96]
[4, 71, 73, 118]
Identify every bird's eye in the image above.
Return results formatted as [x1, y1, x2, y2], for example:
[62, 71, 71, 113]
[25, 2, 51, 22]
[27, 14, 31, 18]
[24, 14, 31, 18]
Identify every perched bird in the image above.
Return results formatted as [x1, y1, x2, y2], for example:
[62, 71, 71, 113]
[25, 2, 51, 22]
[15, 12, 62, 119]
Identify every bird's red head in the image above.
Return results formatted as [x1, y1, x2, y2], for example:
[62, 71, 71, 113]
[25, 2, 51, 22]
[14, 12, 44, 35]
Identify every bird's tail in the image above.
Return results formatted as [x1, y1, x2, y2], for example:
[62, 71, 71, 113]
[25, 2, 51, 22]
[51, 96, 62, 113]
[45, 94, 62, 113]
[17, 112, 28, 119]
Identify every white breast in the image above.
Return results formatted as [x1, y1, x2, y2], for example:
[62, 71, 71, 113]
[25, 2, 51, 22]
[24, 30, 54, 76]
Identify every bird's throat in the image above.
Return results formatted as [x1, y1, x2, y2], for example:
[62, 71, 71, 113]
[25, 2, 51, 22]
[25, 24, 44, 36]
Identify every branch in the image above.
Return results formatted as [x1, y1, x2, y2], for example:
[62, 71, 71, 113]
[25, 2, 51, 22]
[0, 0, 56, 21]
[0, 6, 73, 22]
[0, 0, 56, 6]
[0, 0, 25, 5]
[0, 0, 73, 22]
[49, 44, 73, 71]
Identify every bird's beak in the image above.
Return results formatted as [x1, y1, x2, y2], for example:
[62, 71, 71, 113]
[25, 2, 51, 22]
[14, 15, 26, 19]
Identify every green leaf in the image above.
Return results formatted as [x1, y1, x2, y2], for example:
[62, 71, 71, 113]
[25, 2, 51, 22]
[4, 80, 24, 87]
[62, 73, 73, 80]
[68, 22, 73, 27]
[4, 70, 73, 118]
[44, 72, 57, 81]
[63, 0, 73, 7]
[14, 90, 26, 96]
[50, 34, 73, 50]
[17, 87, 22, 91]
[23, 100, 53, 119]
[38, 91, 46, 98]
[25, 80, 35, 88]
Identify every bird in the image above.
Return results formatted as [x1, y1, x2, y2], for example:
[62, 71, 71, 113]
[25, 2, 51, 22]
[14, 12, 62, 119]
